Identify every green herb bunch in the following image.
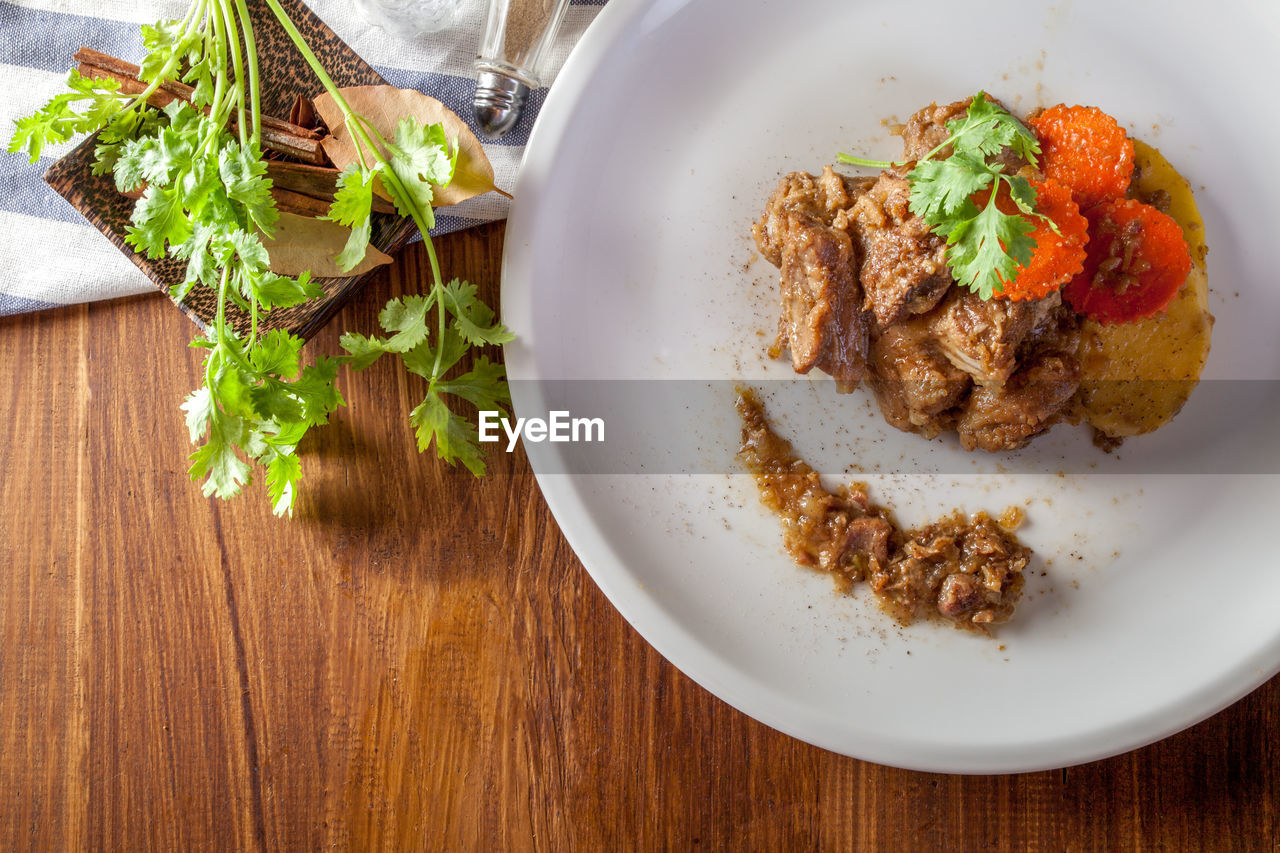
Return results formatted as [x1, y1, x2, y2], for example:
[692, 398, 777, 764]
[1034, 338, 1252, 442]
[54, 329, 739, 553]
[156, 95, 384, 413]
[9, 0, 512, 515]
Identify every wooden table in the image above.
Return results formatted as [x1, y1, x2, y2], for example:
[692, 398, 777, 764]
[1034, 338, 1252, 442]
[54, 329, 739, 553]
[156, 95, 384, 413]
[2, 222, 1276, 850]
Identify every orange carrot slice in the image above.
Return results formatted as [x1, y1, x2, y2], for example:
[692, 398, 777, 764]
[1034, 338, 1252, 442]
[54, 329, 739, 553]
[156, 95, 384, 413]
[1029, 105, 1134, 210]
[1063, 198, 1192, 323]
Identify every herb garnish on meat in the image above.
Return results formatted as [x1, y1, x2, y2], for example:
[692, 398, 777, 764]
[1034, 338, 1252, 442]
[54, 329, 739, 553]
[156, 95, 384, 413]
[838, 92, 1054, 300]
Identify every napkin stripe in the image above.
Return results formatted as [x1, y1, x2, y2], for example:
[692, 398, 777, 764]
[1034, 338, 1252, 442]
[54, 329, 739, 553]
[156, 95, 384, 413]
[0, 152, 84, 224]
[0, 3, 143, 74]
[0, 293, 60, 314]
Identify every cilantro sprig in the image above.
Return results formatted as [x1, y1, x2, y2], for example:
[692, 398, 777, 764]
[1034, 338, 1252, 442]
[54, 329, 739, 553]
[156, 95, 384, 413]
[837, 92, 1054, 299]
[10, 0, 511, 514]
[339, 284, 513, 475]
[264, 1, 513, 476]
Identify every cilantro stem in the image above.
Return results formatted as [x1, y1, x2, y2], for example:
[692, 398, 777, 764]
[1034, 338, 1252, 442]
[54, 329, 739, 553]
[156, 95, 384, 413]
[214, 0, 248, 146]
[426, 243, 447, 384]
[836, 152, 896, 169]
[257, 0, 456, 385]
[231, 0, 261, 146]
[207, 4, 229, 127]
[122, 63, 180, 116]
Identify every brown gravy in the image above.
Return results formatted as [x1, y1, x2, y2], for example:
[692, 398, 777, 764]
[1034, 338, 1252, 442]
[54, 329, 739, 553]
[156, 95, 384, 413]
[737, 388, 1030, 633]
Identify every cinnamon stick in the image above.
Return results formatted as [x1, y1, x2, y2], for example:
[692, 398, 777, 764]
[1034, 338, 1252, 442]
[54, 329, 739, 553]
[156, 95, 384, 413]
[266, 162, 396, 215]
[74, 47, 328, 165]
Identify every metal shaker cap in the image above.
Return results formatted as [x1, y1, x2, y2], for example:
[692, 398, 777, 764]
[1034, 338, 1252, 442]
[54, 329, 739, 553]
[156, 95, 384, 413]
[474, 71, 530, 140]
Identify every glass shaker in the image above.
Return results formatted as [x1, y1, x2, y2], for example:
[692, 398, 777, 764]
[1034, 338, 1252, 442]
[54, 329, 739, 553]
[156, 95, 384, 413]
[473, 0, 572, 138]
[353, 0, 460, 38]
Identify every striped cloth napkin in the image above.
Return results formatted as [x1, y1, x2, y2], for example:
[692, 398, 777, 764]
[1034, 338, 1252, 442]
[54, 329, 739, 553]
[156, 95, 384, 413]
[0, 0, 604, 316]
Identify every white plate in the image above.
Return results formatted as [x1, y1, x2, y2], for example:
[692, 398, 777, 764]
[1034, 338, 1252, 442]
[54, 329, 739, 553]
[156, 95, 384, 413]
[501, 0, 1280, 772]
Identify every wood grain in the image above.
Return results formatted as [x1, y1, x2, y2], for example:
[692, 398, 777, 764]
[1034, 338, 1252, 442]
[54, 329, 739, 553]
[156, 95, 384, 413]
[1, 223, 1276, 851]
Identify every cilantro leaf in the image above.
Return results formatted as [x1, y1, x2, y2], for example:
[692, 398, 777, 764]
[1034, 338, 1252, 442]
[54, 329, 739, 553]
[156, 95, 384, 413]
[325, 165, 378, 271]
[6, 71, 124, 162]
[218, 142, 277, 234]
[399, 325, 468, 382]
[248, 382, 305, 424]
[377, 294, 434, 352]
[114, 136, 161, 192]
[410, 393, 486, 476]
[170, 220, 222, 301]
[212, 358, 258, 420]
[263, 449, 303, 517]
[180, 387, 216, 443]
[944, 193, 1037, 300]
[139, 19, 198, 85]
[253, 270, 322, 310]
[440, 279, 515, 347]
[390, 117, 455, 185]
[944, 91, 1041, 168]
[188, 414, 253, 499]
[248, 329, 303, 377]
[290, 357, 345, 426]
[383, 118, 456, 226]
[126, 184, 192, 258]
[1004, 174, 1039, 217]
[907, 154, 994, 224]
[228, 228, 269, 273]
[338, 332, 388, 370]
[435, 356, 511, 414]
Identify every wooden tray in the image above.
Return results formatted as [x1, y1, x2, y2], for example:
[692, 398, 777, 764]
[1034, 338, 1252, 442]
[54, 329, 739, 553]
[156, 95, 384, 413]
[42, 0, 418, 340]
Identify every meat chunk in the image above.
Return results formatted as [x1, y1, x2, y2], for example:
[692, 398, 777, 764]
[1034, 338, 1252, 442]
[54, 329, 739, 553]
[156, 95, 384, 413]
[847, 173, 951, 329]
[754, 170, 874, 388]
[753, 168, 873, 266]
[926, 288, 1061, 384]
[1018, 302, 1082, 361]
[866, 317, 971, 438]
[870, 511, 1029, 630]
[775, 215, 868, 386]
[956, 352, 1082, 451]
[901, 98, 973, 162]
[902, 96, 1030, 174]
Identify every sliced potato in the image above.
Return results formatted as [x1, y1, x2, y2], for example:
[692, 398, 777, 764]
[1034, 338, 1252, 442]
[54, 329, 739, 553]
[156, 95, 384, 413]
[1076, 140, 1214, 437]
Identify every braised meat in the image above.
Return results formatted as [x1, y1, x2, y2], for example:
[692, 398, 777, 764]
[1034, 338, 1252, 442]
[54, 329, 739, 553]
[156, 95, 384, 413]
[926, 288, 1062, 384]
[751, 96, 1086, 452]
[754, 170, 874, 388]
[866, 317, 971, 438]
[847, 173, 951, 329]
[869, 512, 1028, 628]
[956, 353, 1082, 451]
[752, 168, 874, 266]
[901, 98, 973, 161]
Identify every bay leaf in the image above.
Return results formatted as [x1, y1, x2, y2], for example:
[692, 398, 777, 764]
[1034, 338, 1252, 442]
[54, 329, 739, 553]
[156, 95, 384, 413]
[312, 85, 505, 208]
[261, 211, 392, 278]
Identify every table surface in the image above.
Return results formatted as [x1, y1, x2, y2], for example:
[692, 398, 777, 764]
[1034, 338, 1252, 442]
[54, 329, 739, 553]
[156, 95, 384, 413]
[2, 222, 1276, 851]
